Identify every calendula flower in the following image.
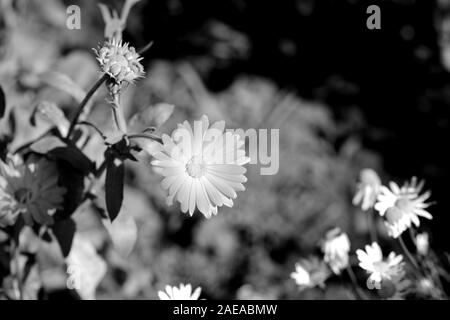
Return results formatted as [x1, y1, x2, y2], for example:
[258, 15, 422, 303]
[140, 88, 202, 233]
[158, 283, 202, 300]
[353, 168, 381, 211]
[291, 256, 330, 291]
[321, 227, 350, 275]
[94, 38, 144, 84]
[374, 180, 432, 238]
[415, 232, 429, 256]
[151, 115, 250, 218]
[0, 155, 66, 226]
[356, 242, 404, 288]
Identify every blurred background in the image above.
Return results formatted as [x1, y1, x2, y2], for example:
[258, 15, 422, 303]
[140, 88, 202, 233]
[1, 0, 450, 299]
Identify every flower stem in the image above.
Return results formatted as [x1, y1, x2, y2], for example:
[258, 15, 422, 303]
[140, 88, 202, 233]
[346, 265, 369, 300]
[367, 209, 378, 243]
[398, 235, 421, 272]
[67, 73, 108, 139]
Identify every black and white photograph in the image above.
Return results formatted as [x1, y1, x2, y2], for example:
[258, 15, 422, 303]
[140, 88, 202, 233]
[1, 0, 450, 309]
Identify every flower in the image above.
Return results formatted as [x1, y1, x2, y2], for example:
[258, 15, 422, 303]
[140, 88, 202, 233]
[374, 180, 432, 238]
[415, 232, 429, 256]
[321, 227, 350, 275]
[353, 168, 381, 211]
[158, 283, 202, 300]
[356, 242, 404, 287]
[151, 115, 250, 218]
[0, 156, 66, 226]
[291, 256, 330, 291]
[379, 272, 411, 300]
[94, 38, 144, 84]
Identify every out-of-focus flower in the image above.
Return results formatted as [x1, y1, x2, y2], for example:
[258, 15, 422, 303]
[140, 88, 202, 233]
[352, 168, 381, 211]
[291, 256, 330, 291]
[158, 283, 202, 300]
[94, 38, 144, 84]
[151, 115, 250, 218]
[356, 242, 404, 287]
[416, 232, 429, 256]
[66, 235, 107, 300]
[0, 156, 66, 226]
[374, 181, 432, 238]
[321, 227, 350, 275]
[379, 272, 411, 300]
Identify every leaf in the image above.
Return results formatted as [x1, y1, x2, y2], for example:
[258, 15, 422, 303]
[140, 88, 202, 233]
[49, 146, 95, 175]
[52, 218, 76, 258]
[40, 71, 86, 104]
[30, 101, 70, 137]
[105, 151, 125, 221]
[102, 210, 137, 257]
[0, 85, 5, 119]
[30, 136, 66, 154]
[129, 103, 175, 132]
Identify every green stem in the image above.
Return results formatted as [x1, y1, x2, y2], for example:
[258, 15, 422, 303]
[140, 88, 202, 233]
[398, 236, 421, 273]
[346, 265, 369, 300]
[67, 73, 108, 139]
[367, 209, 378, 243]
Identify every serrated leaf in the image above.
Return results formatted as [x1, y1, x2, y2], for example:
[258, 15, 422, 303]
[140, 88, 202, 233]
[102, 210, 137, 257]
[52, 218, 76, 258]
[0, 85, 5, 119]
[30, 136, 66, 154]
[31, 101, 70, 137]
[105, 152, 125, 221]
[129, 103, 174, 132]
[40, 71, 86, 103]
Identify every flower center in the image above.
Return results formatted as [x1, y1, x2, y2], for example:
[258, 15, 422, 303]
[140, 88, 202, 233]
[395, 197, 413, 212]
[186, 156, 206, 178]
[377, 279, 397, 299]
[14, 188, 33, 204]
[385, 206, 404, 224]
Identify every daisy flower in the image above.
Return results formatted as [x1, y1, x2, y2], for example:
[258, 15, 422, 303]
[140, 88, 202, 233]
[374, 180, 432, 238]
[356, 242, 404, 288]
[0, 155, 66, 226]
[151, 115, 250, 218]
[321, 227, 350, 275]
[158, 283, 202, 300]
[94, 38, 145, 84]
[291, 256, 330, 291]
[353, 168, 381, 211]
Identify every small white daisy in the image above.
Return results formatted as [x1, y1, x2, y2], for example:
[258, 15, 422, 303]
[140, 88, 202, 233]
[291, 256, 330, 291]
[321, 227, 350, 275]
[353, 168, 381, 211]
[158, 283, 202, 300]
[151, 115, 250, 218]
[374, 180, 432, 238]
[356, 242, 404, 287]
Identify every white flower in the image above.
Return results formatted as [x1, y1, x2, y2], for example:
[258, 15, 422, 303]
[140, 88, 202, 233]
[94, 38, 144, 84]
[353, 168, 381, 211]
[158, 283, 202, 300]
[374, 180, 432, 238]
[0, 155, 66, 226]
[356, 242, 404, 287]
[290, 256, 330, 291]
[151, 115, 250, 218]
[415, 232, 429, 256]
[321, 227, 350, 275]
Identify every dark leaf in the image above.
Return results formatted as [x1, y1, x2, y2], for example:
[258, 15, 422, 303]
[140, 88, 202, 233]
[49, 146, 95, 175]
[51, 218, 76, 258]
[0, 85, 5, 119]
[105, 151, 125, 221]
